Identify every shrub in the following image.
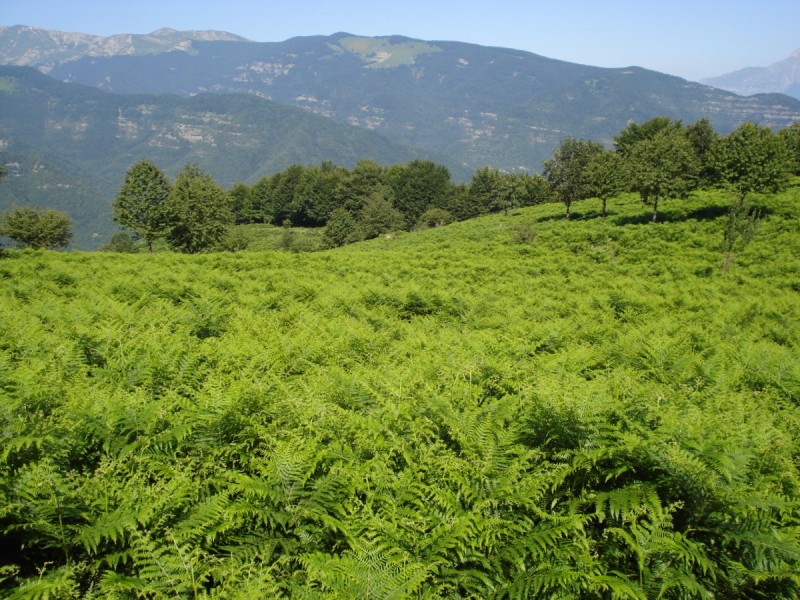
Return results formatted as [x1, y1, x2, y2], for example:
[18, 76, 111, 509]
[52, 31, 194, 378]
[0, 206, 73, 249]
[415, 208, 453, 230]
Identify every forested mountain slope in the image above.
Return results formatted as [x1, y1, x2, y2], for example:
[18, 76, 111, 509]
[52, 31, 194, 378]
[0, 65, 423, 246]
[31, 31, 800, 171]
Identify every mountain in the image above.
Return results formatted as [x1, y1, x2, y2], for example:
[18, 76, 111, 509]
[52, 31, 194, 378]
[701, 49, 800, 100]
[0, 65, 424, 248]
[1, 28, 798, 173]
[0, 25, 248, 69]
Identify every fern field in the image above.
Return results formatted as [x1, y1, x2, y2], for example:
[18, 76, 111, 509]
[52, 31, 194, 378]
[1, 188, 799, 598]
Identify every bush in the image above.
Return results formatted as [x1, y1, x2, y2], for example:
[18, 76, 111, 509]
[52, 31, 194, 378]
[511, 220, 537, 244]
[415, 208, 453, 230]
[0, 206, 73, 249]
[323, 207, 363, 248]
[99, 232, 138, 253]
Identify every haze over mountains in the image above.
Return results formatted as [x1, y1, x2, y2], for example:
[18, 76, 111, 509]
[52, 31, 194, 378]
[702, 48, 800, 100]
[1, 25, 799, 247]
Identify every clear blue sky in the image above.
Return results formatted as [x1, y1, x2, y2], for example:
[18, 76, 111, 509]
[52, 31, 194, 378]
[2, 0, 798, 81]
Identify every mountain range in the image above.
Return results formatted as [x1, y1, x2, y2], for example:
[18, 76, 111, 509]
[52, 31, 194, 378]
[1, 26, 800, 247]
[702, 48, 800, 100]
[0, 65, 422, 247]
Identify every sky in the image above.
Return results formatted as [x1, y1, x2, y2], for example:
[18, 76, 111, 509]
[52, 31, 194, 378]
[1, 0, 798, 82]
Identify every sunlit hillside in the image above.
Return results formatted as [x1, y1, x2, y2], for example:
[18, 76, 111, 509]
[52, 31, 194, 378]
[1, 187, 798, 597]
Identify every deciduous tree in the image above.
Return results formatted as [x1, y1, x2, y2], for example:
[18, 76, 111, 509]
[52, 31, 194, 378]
[778, 120, 800, 175]
[543, 138, 604, 218]
[627, 129, 698, 222]
[163, 164, 233, 254]
[710, 122, 793, 207]
[614, 117, 683, 156]
[358, 194, 405, 239]
[113, 160, 171, 252]
[229, 183, 254, 224]
[685, 118, 720, 186]
[0, 206, 72, 249]
[388, 160, 453, 228]
[323, 207, 362, 248]
[585, 150, 627, 217]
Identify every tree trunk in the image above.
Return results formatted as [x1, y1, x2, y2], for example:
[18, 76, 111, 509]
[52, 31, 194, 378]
[651, 198, 659, 222]
[723, 250, 735, 272]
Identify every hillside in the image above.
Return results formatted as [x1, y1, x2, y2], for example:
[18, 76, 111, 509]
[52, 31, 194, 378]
[21, 30, 800, 171]
[1, 186, 798, 596]
[702, 48, 800, 99]
[0, 31, 800, 172]
[0, 65, 424, 247]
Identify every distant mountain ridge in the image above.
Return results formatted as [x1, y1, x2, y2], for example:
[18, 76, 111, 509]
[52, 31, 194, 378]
[0, 65, 422, 247]
[702, 49, 800, 100]
[2, 26, 799, 175]
[2, 26, 800, 249]
[0, 25, 248, 70]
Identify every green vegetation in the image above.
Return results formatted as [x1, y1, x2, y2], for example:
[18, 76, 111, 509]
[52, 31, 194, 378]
[0, 206, 73, 249]
[113, 160, 171, 252]
[0, 65, 421, 246]
[162, 164, 233, 254]
[338, 36, 442, 68]
[34, 30, 800, 181]
[1, 183, 799, 597]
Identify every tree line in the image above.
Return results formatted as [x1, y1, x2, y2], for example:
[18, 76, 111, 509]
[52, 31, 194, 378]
[2, 117, 799, 252]
[111, 158, 552, 253]
[545, 117, 799, 222]
[111, 117, 799, 253]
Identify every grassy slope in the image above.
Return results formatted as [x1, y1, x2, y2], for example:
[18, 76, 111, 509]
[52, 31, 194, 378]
[0, 187, 798, 596]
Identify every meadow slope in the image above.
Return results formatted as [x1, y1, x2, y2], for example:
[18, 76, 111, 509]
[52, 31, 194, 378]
[1, 188, 799, 597]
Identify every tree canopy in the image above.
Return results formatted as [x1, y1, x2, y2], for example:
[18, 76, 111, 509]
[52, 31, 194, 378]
[163, 164, 233, 254]
[0, 206, 73, 249]
[628, 129, 698, 221]
[709, 122, 793, 205]
[113, 160, 171, 252]
[543, 137, 605, 218]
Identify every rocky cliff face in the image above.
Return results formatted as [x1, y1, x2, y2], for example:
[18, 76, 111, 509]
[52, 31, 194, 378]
[0, 25, 247, 70]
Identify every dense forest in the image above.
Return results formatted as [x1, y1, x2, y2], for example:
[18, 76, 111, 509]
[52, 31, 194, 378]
[1, 115, 799, 598]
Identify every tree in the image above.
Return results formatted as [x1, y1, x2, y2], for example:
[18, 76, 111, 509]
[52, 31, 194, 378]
[0, 207, 72, 249]
[269, 164, 305, 225]
[229, 183, 254, 224]
[585, 150, 627, 217]
[323, 207, 362, 248]
[685, 118, 720, 186]
[341, 160, 391, 213]
[778, 120, 800, 175]
[113, 160, 171, 252]
[721, 201, 760, 272]
[465, 167, 498, 218]
[251, 165, 305, 226]
[99, 232, 138, 253]
[614, 117, 683, 157]
[292, 162, 348, 226]
[387, 160, 453, 228]
[542, 138, 604, 218]
[520, 173, 553, 207]
[628, 129, 698, 222]
[163, 164, 233, 254]
[710, 122, 793, 207]
[358, 194, 405, 239]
